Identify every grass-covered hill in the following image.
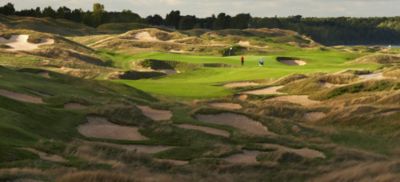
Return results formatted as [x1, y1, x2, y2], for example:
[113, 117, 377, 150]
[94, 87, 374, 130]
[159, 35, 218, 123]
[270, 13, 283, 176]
[72, 27, 317, 55]
[0, 15, 97, 36]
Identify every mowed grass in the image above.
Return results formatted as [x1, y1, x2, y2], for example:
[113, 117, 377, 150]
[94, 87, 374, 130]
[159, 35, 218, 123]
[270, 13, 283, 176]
[107, 49, 378, 99]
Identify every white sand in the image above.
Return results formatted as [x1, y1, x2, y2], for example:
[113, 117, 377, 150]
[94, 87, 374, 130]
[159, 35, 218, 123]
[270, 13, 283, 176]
[244, 86, 285, 95]
[0, 35, 54, 51]
[196, 113, 275, 136]
[224, 150, 262, 164]
[134, 32, 159, 42]
[278, 59, 307, 66]
[137, 105, 172, 121]
[209, 102, 242, 110]
[261, 143, 326, 159]
[78, 116, 148, 141]
[177, 124, 230, 137]
[0, 89, 43, 104]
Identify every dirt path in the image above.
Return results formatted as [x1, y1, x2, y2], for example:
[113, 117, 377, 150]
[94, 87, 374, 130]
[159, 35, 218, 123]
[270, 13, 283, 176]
[196, 113, 275, 136]
[0, 89, 44, 104]
[177, 124, 230, 137]
[0, 35, 54, 51]
[209, 102, 242, 110]
[244, 86, 285, 95]
[224, 82, 259, 88]
[266, 95, 320, 107]
[64, 103, 87, 110]
[21, 148, 66, 163]
[78, 116, 148, 141]
[260, 144, 325, 159]
[137, 105, 172, 121]
[224, 150, 261, 164]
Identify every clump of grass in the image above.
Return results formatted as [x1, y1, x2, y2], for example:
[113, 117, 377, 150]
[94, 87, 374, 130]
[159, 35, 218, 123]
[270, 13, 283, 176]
[273, 74, 308, 85]
[57, 171, 135, 182]
[319, 73, 357, 84]
[314, 80, 398, 100]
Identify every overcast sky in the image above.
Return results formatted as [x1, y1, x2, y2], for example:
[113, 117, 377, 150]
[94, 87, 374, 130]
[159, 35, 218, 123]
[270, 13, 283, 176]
[1, 0, 399, 18]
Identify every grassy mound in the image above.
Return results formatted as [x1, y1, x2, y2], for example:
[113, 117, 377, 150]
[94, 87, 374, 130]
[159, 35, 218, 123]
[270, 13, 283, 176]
[0, 15, 96, 36]
[314, 80, 399, 100]
[354, 54, 400, 64]
[97, 22, 150, 33]
[280, 73, 357, 95]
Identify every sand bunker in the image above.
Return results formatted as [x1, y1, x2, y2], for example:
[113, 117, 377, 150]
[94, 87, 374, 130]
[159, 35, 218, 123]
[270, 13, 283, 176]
[209, 102, 242, 110]
[64, 103, 87, 110]
[158, 69, 177, 75]
[277, 57, 307, 66]
[267, 95, 320, 107]
[244, 86, 285, 95]
[304, 112, 326, 122]
[170, 49, 187, 53]
[22, 148, 66, 163]
[359, 73, 384, 81]
[196, 113, 275, 136]
[78, 116, 148, 141]
[0, 89, 43, 104]
[224, 82, 260, 88]
[134, 32, 159, 42]
[261, 144, 325, 159]
[238, 41, 251, 47]
[0, 35, 54, 51]
[236, 94, 248, 101]
[177, 124, 230, 137]
[137, 105, 172, 121]
[224, 150, 261, 164]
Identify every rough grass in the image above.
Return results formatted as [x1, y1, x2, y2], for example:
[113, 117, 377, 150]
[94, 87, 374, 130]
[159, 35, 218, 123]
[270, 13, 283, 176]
[57, 171, 135, 182]
[314, 80, 399, 100]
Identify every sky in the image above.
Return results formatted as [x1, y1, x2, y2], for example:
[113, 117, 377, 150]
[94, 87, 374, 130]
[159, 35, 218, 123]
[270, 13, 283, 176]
[1, 0, 399, 18]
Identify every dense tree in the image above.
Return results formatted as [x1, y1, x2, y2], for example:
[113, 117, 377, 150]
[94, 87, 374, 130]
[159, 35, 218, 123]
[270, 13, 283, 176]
[2, 2, 400, 45]
[165, 10, 181, 29]
[213, 13, 231, 29]
[146, 14, 164, 25]
[179, 15, 196, 30]
[56, 6, 71, 19]
[92, 3, 105, 26]
[231, 13, 251, 29]
[70, 9, 83, 22]
[42, 6, 56, 18]
[0, 3, 15, 15]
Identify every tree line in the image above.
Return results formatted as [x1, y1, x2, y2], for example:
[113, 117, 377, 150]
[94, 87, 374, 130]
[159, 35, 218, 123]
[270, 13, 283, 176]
[1, 2, 400, 45]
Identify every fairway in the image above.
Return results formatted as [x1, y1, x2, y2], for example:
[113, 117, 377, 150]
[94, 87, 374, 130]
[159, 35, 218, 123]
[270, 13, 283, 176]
[111, 50, 377, 98]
